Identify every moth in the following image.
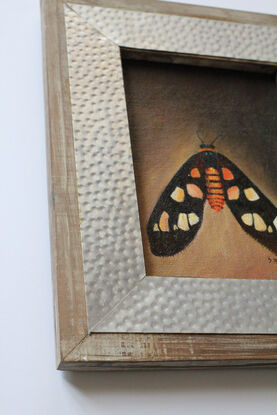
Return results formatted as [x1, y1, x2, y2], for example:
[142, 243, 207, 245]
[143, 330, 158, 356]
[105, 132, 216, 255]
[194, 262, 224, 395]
[147, 135, 277, 257]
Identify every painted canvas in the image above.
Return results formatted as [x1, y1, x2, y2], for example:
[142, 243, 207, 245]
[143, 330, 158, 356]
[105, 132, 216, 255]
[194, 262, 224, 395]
[123, 58, 277, 279]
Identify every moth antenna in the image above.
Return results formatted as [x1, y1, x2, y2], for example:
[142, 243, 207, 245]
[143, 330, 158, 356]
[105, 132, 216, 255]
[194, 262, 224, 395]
[210, 134, 224, 146]
[196, 129, 205, 144]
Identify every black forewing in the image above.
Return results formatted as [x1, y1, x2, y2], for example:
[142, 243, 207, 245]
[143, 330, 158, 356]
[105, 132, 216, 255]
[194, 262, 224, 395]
[218, 152, 277, 255]
[147, 153, 206, 256]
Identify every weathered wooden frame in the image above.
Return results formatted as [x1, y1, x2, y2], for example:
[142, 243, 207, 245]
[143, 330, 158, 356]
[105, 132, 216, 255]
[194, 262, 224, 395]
[41, 0, 277, 370]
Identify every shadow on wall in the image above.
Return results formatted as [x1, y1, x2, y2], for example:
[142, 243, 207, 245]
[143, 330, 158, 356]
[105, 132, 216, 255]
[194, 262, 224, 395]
[63, 368, 277, 396]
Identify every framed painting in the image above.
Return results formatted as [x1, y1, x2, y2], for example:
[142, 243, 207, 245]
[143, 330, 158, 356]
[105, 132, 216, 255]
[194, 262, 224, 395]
[41, 0, 277, 370]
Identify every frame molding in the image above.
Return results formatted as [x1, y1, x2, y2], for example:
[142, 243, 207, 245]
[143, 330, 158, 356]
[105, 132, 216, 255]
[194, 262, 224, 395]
[41, 0, 88, 365]
[68, 0, 277, 26]
[41, 0, 277, 370]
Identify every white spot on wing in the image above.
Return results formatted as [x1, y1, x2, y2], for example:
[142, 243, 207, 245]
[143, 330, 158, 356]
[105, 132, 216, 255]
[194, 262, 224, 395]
[273, 216, 277, 230]
[253, 213, 266, 232]
[268, 225, 273, 233]
[170, 186, 185, 202]
[244, 187, 260, 201]
[241, 213, 253, 226]
[177, 213, 189, 231]
[188, 212, 199, 226]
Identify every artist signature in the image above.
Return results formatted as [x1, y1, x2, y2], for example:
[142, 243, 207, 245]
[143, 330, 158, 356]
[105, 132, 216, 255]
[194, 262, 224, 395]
[268, 257, 277, 264]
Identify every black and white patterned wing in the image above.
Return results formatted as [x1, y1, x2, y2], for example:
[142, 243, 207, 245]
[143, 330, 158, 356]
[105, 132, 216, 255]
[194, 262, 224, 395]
[218, 153, 277, 255]
[147, 153, 206, 256]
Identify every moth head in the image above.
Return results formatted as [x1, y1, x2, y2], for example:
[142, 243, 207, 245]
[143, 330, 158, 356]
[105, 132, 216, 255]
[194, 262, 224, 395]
[198, 143, 216, 153]
[199, 143, 215, 150]
[196, 130, 223, 151]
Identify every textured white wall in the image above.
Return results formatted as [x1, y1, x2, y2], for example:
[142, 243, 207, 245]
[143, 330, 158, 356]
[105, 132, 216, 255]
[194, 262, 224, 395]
[163, 0, 277, 14]
[0, 1, 276, 414]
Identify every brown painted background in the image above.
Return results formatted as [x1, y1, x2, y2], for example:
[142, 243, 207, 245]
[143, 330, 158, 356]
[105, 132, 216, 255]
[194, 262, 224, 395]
[122, 58, 277, 279]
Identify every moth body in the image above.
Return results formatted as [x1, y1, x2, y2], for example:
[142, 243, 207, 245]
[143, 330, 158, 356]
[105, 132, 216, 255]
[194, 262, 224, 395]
[199, 147, 225, 212]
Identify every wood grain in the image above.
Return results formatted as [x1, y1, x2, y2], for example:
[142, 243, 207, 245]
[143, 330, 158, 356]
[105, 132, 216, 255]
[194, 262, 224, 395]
[61, 333, 277, 370]
[41, 0, 88, 366]
[41, 0, 277, 370]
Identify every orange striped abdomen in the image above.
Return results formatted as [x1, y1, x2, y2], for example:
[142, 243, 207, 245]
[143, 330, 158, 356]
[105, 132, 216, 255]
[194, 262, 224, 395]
[205, 167, 225, 211]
